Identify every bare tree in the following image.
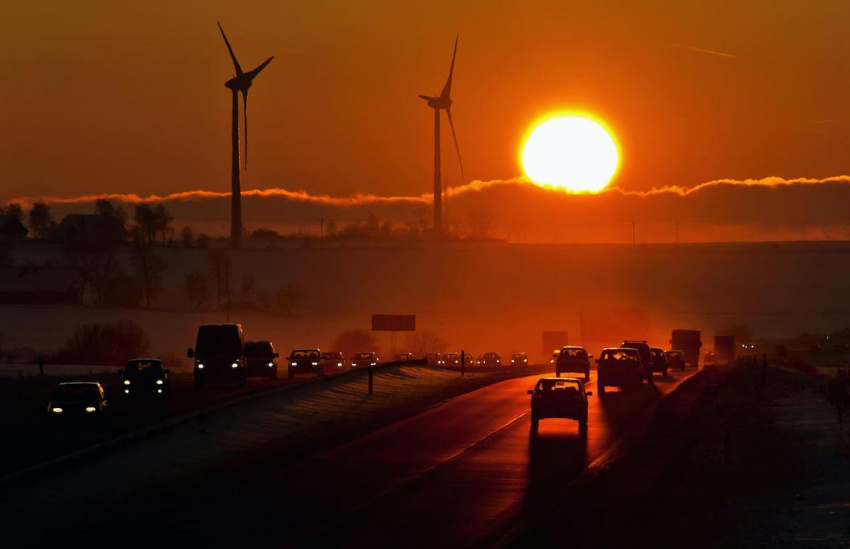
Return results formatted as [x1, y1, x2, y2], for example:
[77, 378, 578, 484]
[331, 329, 380, 358]
[64, 243, 121, 306]
[405, 331, 448, 356]
[207, 249, 232, 311]
[28, 202, 53, 239]
[131, 241, 168, 308]
[180, 226, 194, 248]
[275, 282, 305, 317]
[0, 203, 23, 222]
[134, 204, 157, 245]
[94, 199, 128, 228]
[185, 271, 211, 310]
[154, 204, 173, 244]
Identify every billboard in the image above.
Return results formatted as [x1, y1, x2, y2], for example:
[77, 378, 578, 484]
[372, 314, 416, 332]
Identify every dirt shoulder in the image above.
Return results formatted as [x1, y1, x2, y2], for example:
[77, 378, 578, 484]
[508, 363, 850, 548]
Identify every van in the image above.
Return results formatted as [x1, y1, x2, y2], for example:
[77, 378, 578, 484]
[187, 324, 246, 387]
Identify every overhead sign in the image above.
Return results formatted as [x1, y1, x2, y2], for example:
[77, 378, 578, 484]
[372, 314, 416, 332]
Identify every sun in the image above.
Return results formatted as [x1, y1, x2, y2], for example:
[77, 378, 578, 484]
[521, 115, 619, 193]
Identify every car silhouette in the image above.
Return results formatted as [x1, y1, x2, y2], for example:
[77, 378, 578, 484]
[322, 351, 347, 369]
[665, 349, 687, 370]
[528, 377, 591, 435]
[46, 382, 110, 428]
[188, 323, 246, 388]
[245, 340, 279, 380]
[288, 349, 324, 378]
[477, 352, 502, 366]
[596, 347, 643, 394]
[620, 340, 655, 381]
[424, 353, 441, 366]
[555, 346, 592, 380]
[510, 352, 529, 365]
[119, 358, 170, 397]
[650, 347, 669, 376]
[393, 352, 413, 362]
[351, 351, 379, 368]
[439, 352, 461, 366]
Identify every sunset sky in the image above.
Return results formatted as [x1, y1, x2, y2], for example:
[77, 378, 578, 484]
[2, 1, 850, 225]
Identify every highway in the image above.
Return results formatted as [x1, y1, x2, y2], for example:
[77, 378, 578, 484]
[3, 367, 696, 547]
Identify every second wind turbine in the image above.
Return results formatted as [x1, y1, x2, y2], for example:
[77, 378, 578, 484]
[419, 36, 464, 235]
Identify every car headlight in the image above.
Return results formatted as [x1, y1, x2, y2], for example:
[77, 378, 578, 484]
[123, 380, 131, 385]
[291, 362, 297, 366]
[51, 407, 63, 414]
[312, 362, 319, 366]
[338, 362, 343, 367]
[156, 379, 164, 385]
[231, 362, 239, 369]
[268, 362, 274, 367]
[197, 363, 204, 369]
[370, 362, 376, 366]
[85, 407, 96, 413]
[124, 389, 130, 394]
[157, 389, 163, 394]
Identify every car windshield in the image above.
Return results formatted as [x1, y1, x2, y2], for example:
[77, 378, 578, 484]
[560, 348, 586, 361]
[292, 350, 319, 359]
[125, 360, 164, 376]
[53, 385, 101, 401]
[485, 353, 499, 358]
[354, 353, 374, 359]
[195, 325, 242, 355]
[321, 352, 341, 359]
[602, 349, 639, 363]
[536, 379, 581, 394]
[245, 342, 274, 356]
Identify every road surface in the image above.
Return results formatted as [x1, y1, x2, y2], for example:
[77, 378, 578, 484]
[3, 368, 696, 547]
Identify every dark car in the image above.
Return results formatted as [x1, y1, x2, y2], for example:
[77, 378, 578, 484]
[440, 352, 461, 366]
[47, 382, 109, 428]
[510, 352, 529, 366]
[119, 358, 170, 397]
[463, 352, 476, 368]
[555, 346, 592, 380]
[650, 347, 669, 376]
[245, 340, 279, 379]
[424, 353, 441, 366]
[620, 340, 655, 381]
[394, 352, 413, 362]
[528, 377, 591, 435]
[351, 351, 379, 368]
[596, 347, 643, 394]
[288, 349, 324, 378]
[322, 351, 347, 370]
[477, 352, 502, 366]
[188, 324, 246, 388]
[665, 349, 686, 370]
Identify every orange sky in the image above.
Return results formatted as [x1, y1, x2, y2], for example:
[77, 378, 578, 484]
[2, 1, 850, 204]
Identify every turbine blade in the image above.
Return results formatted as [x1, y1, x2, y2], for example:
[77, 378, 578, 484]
[246, 56, 275, 79]
[440, 35, 458, 99]
[242, 89, 249, 170]
[217, 21, 243, 76]
[446, 107, 464, 179]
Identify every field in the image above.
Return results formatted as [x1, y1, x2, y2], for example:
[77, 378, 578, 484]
[2, 240, 850, 368]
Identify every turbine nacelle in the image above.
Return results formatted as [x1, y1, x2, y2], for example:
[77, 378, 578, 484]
[418, 94, 452, 111]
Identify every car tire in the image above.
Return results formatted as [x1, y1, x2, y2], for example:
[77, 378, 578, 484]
[530, 413, 539, 429]
[584, 369, 590, 381]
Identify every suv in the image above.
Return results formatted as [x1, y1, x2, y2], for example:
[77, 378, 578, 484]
[665, 349, 686, 370]
[245, 341, 279, 380]
[322, 351, 346, 370]
[351, 351, 379, 368]
[119, 358, 170, 397]
[620, 340, 654, 381]
[596, 347, 643, 394]
[188, 324, 246, 388]
[511, 352, 529, 365]
[288, 349, 323, 378]
[555, 346, 592, 380]
[528, 377, 591, 435]
[650, 347, 669, 376]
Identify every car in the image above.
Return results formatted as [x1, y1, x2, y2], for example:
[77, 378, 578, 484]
[620, 340, 655, 381]
[119, 358, 170, 397]
[665, 349, 687, 370]
[527, 377, 591, 435]
[46, 382, 110, 428]
[510, 352, 529, 365]
[596, 347, 643, 394]
[322, 351, 347, 370]
[463, 352, 476, 367]
[555, 346, 592, 380]
[650, 347, 669, 376]
[245, 340, 280, 379]
[440, 352, 461, 366]
[351, 351, 379, 368]
[188, 324, 247, 388]
[394, 352, 413, 362]
[477, 352, 502, 366]
[549, 349, 561, 364]
[424, 353, 441, 366]
[288, 349, 324, 378]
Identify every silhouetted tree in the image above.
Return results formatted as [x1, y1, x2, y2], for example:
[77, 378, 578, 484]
[185, 271, 211, 310]
[51, 320, 150, 365]
[154, 204, 173, 244]
[64, 243, 120, 306]
[94, 199, 128, 228]
[331, 329, 380, 358]
[134, 204, 157, 244]
[180, 226, 194, 248]
[240, 274, 256, 304]
[207, 249, 232, 311]
[0, 240, 13, 267]
[0, 203, 23, 222]
[28, 202, 53, 239]
[405, 331, 448, 356]
[275, 282, 305, 317]
[131, 241, 168, 308]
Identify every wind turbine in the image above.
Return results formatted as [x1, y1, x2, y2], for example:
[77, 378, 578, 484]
[217, 21, 274, 246]
[419, 36, 464, 235]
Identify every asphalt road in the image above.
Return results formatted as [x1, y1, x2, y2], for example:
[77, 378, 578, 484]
[1, 366, 695, 548]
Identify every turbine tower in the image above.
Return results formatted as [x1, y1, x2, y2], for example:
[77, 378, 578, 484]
[419, 36, 464, 235]
[217, 21, 274, 246]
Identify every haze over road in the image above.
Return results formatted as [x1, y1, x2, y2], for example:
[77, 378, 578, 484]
[3, 368, 695, 547]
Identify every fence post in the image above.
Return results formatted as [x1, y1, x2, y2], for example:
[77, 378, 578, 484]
[368, 367, 373, 396]
[461, 350, 465, 378]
